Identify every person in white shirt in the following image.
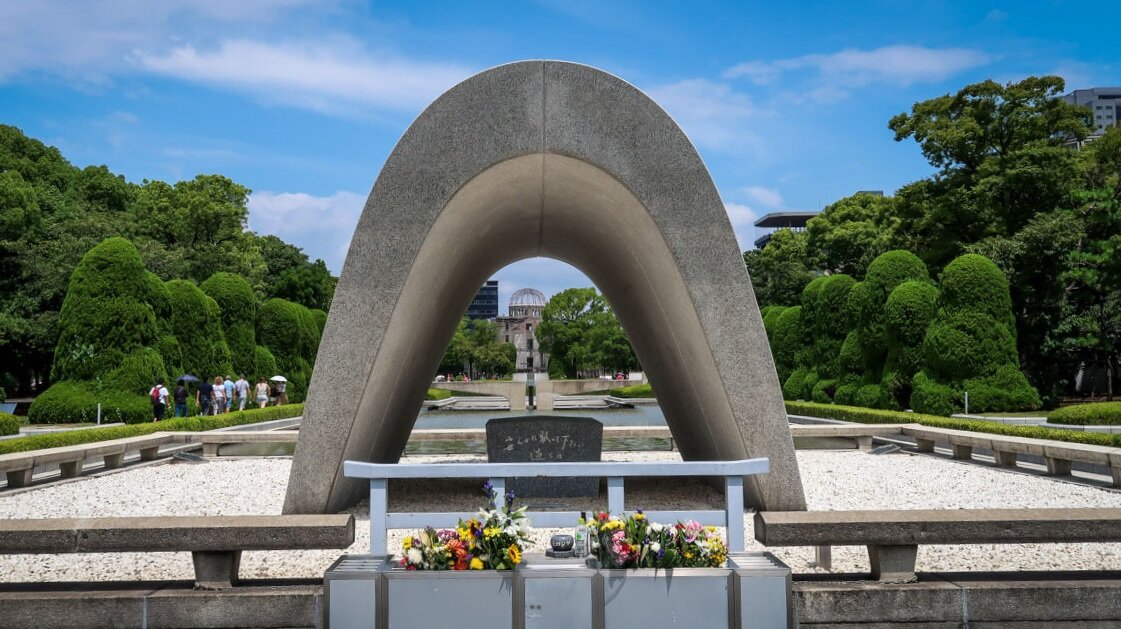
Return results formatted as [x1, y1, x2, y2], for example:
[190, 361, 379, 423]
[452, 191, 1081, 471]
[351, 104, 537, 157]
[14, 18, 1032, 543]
[150, 380, 170, 422]
[234, 375, 250, 411]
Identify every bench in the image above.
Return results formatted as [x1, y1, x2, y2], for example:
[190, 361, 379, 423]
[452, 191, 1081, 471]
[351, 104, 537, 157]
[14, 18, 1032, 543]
[755, 508, 1121, 582]
[193, 431, 298, 457]
[901, 425, 1121, 485]
[0, 434, 181, 488]
[0, 514, 354, 589]
[789, 423, 908, 450]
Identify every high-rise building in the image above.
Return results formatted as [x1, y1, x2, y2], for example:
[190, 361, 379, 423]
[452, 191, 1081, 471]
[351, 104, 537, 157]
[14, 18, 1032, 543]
[466, 280, 499, 320]
[1062, 87, 1121, 143]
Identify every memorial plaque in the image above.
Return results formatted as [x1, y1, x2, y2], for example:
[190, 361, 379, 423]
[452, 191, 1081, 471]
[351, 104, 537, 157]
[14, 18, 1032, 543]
[485, 415, 603, 497]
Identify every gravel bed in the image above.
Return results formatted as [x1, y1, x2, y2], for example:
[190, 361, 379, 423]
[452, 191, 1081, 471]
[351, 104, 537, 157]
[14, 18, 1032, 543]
[3, 450, 1121, 582]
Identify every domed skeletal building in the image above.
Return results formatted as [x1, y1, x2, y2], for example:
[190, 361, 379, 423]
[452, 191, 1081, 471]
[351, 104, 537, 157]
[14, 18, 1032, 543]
[496, 288, 549, 375]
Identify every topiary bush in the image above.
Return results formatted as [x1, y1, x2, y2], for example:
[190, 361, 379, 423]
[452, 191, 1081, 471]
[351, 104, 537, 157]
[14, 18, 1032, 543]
[801, 370, 820, 401]
[0, 412, 19, 436]
[832, 382, 860, 406]
[783, 367, 809, 401]
[910, 370, 960, 416]
[963, 365, 1041, 412]
[253, 345, 278, 380]
[27, 380, 152, 424]
[200, 272, 259, 376]
[51, 237, 162, 382]
[1050, 402, 1121, 426]
[854, 383, 891, 409]
[811, 378, 837, 404]
[769, 306, 803, 384]
[166, 279, 230, 380]
[310, 308, 328, 335]
[923, 310, 1017, 382]
[865, 250, 929, 294]
[102, 347, 169, 395]
[257, 298, 321, 399]
[883, 280, 938, 407]
[937, 253, 1015, 331]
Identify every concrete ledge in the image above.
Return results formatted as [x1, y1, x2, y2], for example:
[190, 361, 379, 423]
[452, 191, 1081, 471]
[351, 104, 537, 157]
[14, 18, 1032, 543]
[794, 572, 1121, 626]
[0, 581, 323, 629]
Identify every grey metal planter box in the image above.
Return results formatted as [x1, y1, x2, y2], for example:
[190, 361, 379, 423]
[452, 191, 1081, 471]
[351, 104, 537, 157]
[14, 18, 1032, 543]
[385, 566, 515, 629]
[602, 567, 732, 628]
[324, 552, 791, 629]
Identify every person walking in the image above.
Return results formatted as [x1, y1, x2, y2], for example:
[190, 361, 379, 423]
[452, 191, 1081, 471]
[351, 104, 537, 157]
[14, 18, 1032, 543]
[150, 380, 169, 422]
[234, 374, 250, 411]
[275, 378, 288, 405]
[223, 375, 235, 412]
[212, 376, 226, 414]
[173, 379, 189, 418]
[255, 377, 269, 409]
[196, 376, 213, 417]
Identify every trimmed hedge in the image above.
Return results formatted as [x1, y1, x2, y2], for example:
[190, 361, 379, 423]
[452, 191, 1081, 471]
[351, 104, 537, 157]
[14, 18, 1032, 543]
[0, 412, 18, 436]
[0, 404, 303, 455]
[608, 383, 654, 398]
[426, 388, 453, 401]
[166, 279, 230, 381]
[1050, 402, 1121, 426]
[28, 380, 151, 424]
[200, 272, 259, 377]
[785, 401, 1121, 448]
[938, 253, 1015, 330]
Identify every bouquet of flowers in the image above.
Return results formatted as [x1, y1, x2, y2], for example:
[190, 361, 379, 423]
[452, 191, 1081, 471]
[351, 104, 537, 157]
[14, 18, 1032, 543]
[400, 482, 531, 570]
[589, 510, 727, 569]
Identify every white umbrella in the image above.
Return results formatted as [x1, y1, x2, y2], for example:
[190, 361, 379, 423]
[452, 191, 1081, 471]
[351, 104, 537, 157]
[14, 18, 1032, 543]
[269, 375, 288, 382]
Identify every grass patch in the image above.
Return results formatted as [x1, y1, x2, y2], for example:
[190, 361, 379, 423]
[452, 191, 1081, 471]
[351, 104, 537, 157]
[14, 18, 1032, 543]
[426, 388, 453, 401]
[1050, 402, 1121, 426]
[608, 384, 654, 398]
[786, 401, 1121, 448]
[0, 404, 303, 455]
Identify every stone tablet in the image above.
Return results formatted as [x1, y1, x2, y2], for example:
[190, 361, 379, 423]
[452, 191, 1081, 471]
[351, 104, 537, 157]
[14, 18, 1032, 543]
[486, 416, 603, 497]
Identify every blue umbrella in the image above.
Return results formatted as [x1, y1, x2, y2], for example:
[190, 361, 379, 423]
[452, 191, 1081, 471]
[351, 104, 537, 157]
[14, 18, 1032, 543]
[176, 374, 199, 383]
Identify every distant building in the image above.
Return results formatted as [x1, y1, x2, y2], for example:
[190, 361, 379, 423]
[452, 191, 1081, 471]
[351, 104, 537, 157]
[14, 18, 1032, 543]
[1062, 87, 1121, 147]
[752, 211, 817, 249]
[466, 280, 499, 320]
[495, 288, 548, 374]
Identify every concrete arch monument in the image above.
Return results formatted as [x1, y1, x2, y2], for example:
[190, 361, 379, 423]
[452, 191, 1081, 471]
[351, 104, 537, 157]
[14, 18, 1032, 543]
[284, 61, 807, 514]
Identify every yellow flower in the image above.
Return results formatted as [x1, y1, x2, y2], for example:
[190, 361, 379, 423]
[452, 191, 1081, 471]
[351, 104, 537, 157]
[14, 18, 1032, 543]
[484, 527, 500, 539]
[403, 537, 412, 550]
[507, 544, 522, 565]
[470, 557, 484, 570]
[634, 513, 645, 520]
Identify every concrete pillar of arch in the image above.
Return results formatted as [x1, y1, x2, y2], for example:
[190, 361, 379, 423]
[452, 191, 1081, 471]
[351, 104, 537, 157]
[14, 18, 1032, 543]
[283, 60, 806, 514]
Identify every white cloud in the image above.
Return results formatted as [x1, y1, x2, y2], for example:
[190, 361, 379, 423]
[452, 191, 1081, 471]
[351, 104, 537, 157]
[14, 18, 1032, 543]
[644, 79, 767, 153]
[0, 0, 318, 81]
[725, 45, 991, 95]
[134, 39, 473, 115]
[248, 190, 366, 272]
[723, 201, 759, 251]
[744, 186, 783, 209]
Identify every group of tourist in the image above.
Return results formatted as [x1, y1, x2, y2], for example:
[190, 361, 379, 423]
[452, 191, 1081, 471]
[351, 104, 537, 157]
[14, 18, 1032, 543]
[149, 375, 287, 422]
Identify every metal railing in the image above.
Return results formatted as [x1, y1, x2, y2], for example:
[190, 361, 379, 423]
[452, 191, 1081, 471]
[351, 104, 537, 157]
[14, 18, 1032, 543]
[342, 458, 770, 556]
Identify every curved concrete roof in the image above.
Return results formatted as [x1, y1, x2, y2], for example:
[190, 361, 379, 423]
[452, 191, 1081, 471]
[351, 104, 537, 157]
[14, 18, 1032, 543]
[284, 61, 806, 514]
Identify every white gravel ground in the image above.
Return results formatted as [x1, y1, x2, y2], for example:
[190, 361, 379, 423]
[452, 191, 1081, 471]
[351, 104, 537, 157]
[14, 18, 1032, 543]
[3, 449, 1121, 582]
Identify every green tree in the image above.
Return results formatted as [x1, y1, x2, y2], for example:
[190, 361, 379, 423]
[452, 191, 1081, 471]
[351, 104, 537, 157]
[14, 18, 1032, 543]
[743, 229, 816, 307]
[537, 288, 637, 378]
[805, 192, 901, 277]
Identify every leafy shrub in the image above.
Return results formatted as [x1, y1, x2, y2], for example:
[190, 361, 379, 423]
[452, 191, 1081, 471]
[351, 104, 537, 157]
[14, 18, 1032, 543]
[963, 365, 1041, 412]
[865, 250, 929, 294]
[310, 308, 328, 335]
[258, 297, 321, 374]
[784, 400, 1121, 448]
[937, 253, 1014, 329]
[27, 380, 152, 424]
[200, 272, 259, 376]
[426, 388, 453, 401]
[854, 383, 891, 409]
[910, 370, 960, 416]
[51, 237, 162, 382]
[832, 382, 859, 406]
[1, 404, 303, 455]
[1049, 402, 1121, 426]
[811, 378, 837, 404]
[922, 310, 1017, 381]
[0, 412, 19, 436]
[253, 345, 278, 380]
[769, 306, 803, 384]
[837, 331, 865, 376]
[783, 367, 809, 401]
[801, 370, 820, 401]
[884, 281, 938, 348]
[102, 347, 169, 394]
[166, 279, 230, 380]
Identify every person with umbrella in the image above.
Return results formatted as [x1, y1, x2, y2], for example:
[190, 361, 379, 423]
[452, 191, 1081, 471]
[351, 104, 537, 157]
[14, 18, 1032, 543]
[173, 375, 196, 418]
[270, 375, 288, 406]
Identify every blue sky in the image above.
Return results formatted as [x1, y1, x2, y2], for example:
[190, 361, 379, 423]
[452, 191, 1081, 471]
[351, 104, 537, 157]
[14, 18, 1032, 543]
[0, 1, 1114, 313]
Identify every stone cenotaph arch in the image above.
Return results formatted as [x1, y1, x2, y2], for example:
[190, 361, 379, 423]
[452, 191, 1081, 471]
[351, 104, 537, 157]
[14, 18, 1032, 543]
[283, 61, 807, 514]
